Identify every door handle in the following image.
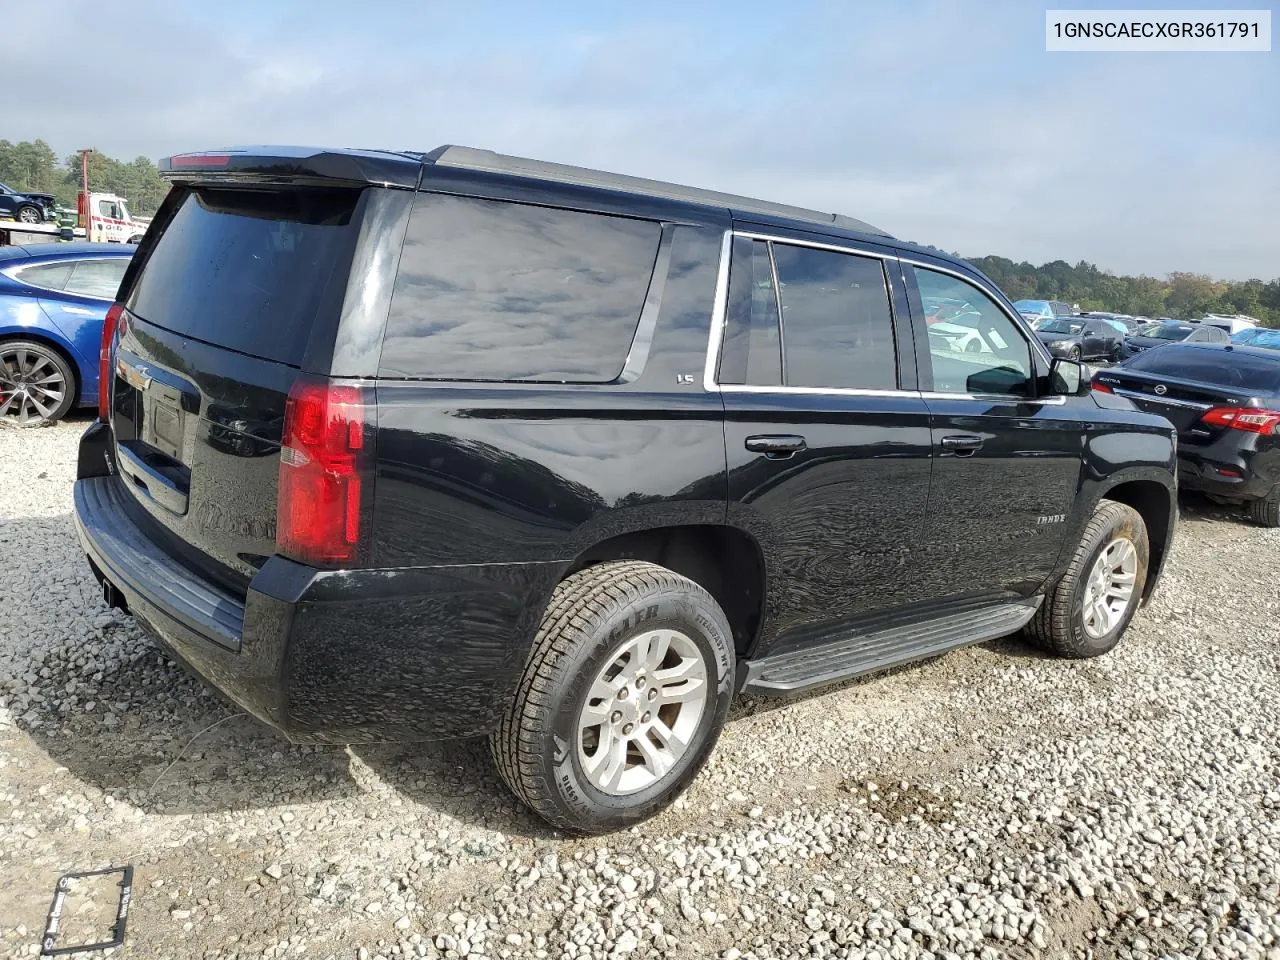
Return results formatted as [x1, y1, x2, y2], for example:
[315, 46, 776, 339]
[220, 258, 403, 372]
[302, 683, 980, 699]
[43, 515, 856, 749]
[745, 434, 807, 459]
[940, 434, 984, 456]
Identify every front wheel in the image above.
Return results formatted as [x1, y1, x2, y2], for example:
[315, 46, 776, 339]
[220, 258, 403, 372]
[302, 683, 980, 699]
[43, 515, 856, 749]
[1068, 345, 1083, 361]
[491, 560, 734, 834]
[1026, 501, 1149, 658]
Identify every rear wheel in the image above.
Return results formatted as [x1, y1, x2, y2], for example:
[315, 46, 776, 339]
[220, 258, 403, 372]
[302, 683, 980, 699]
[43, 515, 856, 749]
[15, 205, 42, 224]
[491, 560, 734, 834]
[1026, 501, 1149, 658]
[1247, 493, 1280, 528]
[0, 340, 76, 425]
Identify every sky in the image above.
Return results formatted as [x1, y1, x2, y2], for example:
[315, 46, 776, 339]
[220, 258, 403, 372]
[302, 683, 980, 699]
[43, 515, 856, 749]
[9, 0, 1278, 279]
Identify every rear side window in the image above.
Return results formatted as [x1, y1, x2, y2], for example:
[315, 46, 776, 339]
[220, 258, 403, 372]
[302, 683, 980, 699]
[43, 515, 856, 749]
[772, 243, 896, 390]
[65, 259, 130, 299]
[126, 187, 360, 366]
[15, 262, 73, 292]
[1127, 348, 1280, 393]
[381, 194, 661, 382]
[719, 239, 782, 386]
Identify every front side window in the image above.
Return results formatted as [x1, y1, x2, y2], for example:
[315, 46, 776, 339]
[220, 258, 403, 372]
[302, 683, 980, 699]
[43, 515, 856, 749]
[382, 194, 661, 382]
[64, 259, 130, 299]
[914, 266, 1033, 397]
[771, 243, 897, 390]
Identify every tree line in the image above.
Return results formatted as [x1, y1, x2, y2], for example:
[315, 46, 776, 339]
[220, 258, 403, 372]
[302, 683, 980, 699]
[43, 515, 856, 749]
[0, 139, 167, 217]
[2, 138, 1276, 327]
[968, 255, 1280, 328]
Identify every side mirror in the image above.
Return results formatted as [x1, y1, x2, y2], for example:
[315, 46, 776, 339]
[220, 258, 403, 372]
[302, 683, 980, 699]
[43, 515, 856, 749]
[1049, 357, 1091, 397]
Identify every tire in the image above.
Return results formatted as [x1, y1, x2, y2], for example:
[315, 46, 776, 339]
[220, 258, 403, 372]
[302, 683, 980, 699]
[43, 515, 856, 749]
[1247, 494, 1280, 528]
[15, 205, 42, 224]
[491, 560, 735, 834]
[1025, 501, 1149, 658]
[0, 339, 77, 425]
[964, 338, 983, 353]
[1068, 346, 1083, 361]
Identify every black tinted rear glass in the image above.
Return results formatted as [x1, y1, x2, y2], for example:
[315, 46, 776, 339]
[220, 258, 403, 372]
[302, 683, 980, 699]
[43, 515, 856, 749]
[381, 194, 661, 382]
[125, 187, 360, 366]
[1128, 347, 1280, 394]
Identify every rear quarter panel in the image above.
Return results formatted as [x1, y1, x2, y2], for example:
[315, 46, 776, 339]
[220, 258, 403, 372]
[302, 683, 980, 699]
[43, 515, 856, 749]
[0, 291, 94, 402]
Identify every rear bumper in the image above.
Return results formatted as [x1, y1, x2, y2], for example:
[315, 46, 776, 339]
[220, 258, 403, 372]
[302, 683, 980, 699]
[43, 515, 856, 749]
[74, 473, 555, 743]
[1177, 450, 1279, 503]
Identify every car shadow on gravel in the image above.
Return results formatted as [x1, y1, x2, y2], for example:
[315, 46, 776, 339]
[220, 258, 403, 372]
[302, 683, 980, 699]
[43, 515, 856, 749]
[4, 514, 569, 836]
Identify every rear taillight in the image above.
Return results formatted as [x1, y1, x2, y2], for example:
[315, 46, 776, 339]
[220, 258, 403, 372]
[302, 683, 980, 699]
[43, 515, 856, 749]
[277, 377, 374, 567]
[1091, 376, 1114, 394]
[1200, 406, 1280, 435]
[98, 303, 124, 420]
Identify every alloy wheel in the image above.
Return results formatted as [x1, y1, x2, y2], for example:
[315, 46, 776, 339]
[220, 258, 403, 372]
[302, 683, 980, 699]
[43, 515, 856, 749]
[576, 628, 708, 795]
[0, 347, 67, 424]
[1081, 537, 1138, 639]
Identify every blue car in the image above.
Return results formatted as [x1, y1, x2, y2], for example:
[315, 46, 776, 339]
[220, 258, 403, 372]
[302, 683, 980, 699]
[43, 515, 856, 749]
[0, 243, 133, 424]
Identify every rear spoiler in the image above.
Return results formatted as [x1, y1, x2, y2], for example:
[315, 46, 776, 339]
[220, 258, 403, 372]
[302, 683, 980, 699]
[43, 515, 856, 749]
[159, 147, 424, 189]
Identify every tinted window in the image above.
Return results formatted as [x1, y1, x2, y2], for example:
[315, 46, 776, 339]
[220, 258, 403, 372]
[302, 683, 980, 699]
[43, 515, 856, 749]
[770, 244, 895, 390]
[1128, 347, 1280, 394]
[914, 266, 1033, 397]
[382, 194, 660, 382]
[1040, 319, 1084, 335]
[1137, 323, 1192, 340]
[127, 187, 360, 366]
[1186, 325, 1229, 343]
[719, 239, 782, 386]
[14, 262, 73, 292]
[64, 259, 130, 299]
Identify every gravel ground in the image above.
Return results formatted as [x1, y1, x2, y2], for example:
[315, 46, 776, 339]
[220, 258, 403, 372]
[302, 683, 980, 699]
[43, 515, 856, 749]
[1, 416, 1278, 960]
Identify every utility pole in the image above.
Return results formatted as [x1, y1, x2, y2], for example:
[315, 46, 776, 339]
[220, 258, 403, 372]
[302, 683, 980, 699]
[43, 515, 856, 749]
[78, 149, 92, 241]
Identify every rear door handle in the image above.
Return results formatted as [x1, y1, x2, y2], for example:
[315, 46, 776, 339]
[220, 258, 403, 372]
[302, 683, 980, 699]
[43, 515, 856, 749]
[940, 434, 984, 456]
[745, 434, 807, 459]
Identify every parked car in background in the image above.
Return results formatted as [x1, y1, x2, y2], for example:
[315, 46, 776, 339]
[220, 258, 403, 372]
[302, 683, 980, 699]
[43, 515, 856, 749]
[1198, 314, 1258, 336]
[0, 243, 134, 424]
[0, 182, 57, 224]
[1014, 299, 1074, 325]
[72, 144, 1178, 834]
[1095, 343, 1280, 526]
[1232, 328, 1280, 349]
[1125, 320, 1229, 356]
[1035, 316, 1125, 362]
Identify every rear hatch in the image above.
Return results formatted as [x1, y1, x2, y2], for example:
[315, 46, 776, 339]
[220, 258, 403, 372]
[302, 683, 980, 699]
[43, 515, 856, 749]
[108, 180, 371, 590]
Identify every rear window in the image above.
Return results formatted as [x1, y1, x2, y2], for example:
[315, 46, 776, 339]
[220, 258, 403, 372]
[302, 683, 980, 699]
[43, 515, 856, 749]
[125, 187, 360, 366]
[380, 194, 661, 382]
[1127, 347, 1280, 394]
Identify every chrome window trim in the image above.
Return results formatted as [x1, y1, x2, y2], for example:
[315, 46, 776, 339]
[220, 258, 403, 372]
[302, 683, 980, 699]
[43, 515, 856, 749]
[734, 230, 896, 261]
[704, 231, 1071, 405]
[898, 255, 1055, 367]
[722, 383, 913, 399]
[5, 256, 129, 300]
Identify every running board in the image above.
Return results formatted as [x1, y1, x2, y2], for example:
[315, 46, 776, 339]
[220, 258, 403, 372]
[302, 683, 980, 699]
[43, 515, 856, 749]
[740, 600, 1040, 697]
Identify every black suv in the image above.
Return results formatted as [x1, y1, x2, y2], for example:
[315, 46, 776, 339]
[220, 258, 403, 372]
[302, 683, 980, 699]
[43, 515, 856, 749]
[74, 146, 1178, 833]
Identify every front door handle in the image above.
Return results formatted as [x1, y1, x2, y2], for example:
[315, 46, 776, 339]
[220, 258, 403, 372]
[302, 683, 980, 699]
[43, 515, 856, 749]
[745, 434, 807, 459]
[940, 434, 984, 457]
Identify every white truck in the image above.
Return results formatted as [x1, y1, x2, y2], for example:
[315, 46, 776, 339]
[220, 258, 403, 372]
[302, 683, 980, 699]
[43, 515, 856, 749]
[79, 191, 149, 244]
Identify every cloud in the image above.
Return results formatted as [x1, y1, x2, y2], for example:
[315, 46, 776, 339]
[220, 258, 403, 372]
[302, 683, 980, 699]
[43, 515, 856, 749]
[7, 0, 1276, 279]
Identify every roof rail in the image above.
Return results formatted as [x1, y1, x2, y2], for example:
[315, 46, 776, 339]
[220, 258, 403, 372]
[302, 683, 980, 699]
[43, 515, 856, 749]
[429, 146, 892, 238]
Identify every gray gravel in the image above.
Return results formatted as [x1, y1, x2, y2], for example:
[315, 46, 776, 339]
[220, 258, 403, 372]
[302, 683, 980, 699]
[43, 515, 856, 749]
[2, 416, 1278, 960]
